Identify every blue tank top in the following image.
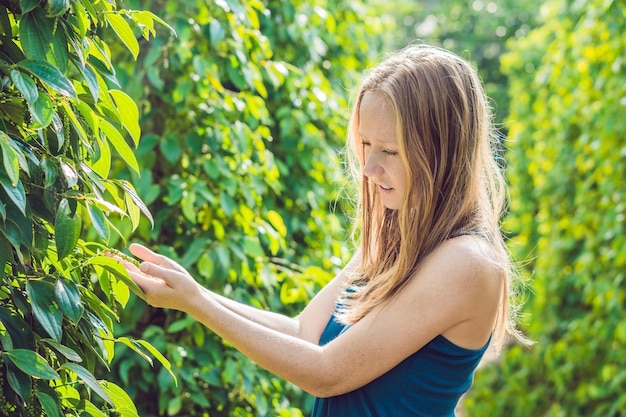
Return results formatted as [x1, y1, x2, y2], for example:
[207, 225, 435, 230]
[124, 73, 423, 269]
[311, 313, 490, 417]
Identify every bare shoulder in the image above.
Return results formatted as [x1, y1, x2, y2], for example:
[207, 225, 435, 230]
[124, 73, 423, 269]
[423, 235, 503, 289]
[412, 235, 504, 348]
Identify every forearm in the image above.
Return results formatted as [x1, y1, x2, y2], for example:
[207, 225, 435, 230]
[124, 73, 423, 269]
[188, 291, 333, 396]
[203, 288, 303, 338]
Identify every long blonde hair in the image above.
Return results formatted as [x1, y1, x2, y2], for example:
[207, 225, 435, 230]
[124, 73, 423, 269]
[339, 44, 526, 350]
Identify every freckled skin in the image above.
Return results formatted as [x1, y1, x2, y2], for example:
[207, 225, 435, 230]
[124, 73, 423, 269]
[358, 93, 406, 210]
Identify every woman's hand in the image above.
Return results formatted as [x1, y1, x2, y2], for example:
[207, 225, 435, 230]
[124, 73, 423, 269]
[117, 243, 203, 312]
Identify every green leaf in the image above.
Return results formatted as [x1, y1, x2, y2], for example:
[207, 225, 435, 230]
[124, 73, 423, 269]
[111, 278, 130, 308]
[116, 337, 152, 364]
[98, 118, 139, 174]
[87, 201, 110, 242]
[74, 57, 99, 102]
[243, 235, 264, 257]
[80, 164, 106, 197]
[91, 133, 111, 178]
[2, 219, 22, 249]
[0, 236, 11, 279]
[47, 17, 70, 72]
[0, 135, 20, 186]
[180, 237, 208, 267]
[17, 59, 77, 99]
[118, 180, 154, 226]
[80, 293, 116, 334]
[20, 0, 40, 13]
[41, 338, 83, 362]
[267, 210, 287, 237]
[18, 12, 47, 61]
[6, 137, 34, 173]
[55, 278, 84, 323]
[3, 349, 60, 379]
[26, 280, 63, 342]
[4, 201, 33, 252]
[0, 307, 32, 350]
[6, 361, 32, 401]
[75, 101, 98, 140]
[136, 339, 177, 384]
[159, 134, 181, 164]
[50, 111, 66, 151]
[36, 391, 60, 417]
[127, 10, 177, 39]
[54, 198, 81, 261]
[61, 160, 79, 185]
[80, 399, 108, 417]
[0, 7, 11, 39]
[84, 195, 126, 217]
[100, 380, 140, 417]
[109, 90, 140, 146]
[10, 68, 38, 103]
[88, 56, 119, 87]
[105, 13, 139, 59]
[0, 172, 27, 214]
[86, 255, 144, 297]
[26, 7, 69, 71]
[40, 157, 59, 189]
[115, 336, 177, 386]
[166, 318, 192, 333]
[124, 191, 141, 230]
[28, 93, 54, 128]
[0, 100, 25, 132]
[60, 363, 113, 405]
[0, 37, 25, 64]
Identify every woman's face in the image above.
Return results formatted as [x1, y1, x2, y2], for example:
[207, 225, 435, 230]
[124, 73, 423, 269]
[358, 92, 407, 210]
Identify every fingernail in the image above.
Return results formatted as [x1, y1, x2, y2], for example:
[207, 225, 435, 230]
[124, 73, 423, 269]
[140, 263, 150, 272]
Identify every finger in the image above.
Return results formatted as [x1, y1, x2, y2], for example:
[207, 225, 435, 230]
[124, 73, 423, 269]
[136, 260, 187, 287]
[118, 257, 142, 274]
[124, 270, 149, 300]
[129, 243, 187, 273]
[103, 252, 141, 274]
[127, 268, 166, 287]
[128, 243, 161, 263]
[125, 269, 167, 302]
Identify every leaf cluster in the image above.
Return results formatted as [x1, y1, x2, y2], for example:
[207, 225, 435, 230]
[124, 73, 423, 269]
[465, 0, 626, 415]
[0, 1, 172, 415]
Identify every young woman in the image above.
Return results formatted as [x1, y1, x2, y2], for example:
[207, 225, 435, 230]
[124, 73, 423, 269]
[117, 44, 528, 416]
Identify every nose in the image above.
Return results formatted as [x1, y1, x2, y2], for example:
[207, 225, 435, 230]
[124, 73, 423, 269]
[362, 152, 384, 178]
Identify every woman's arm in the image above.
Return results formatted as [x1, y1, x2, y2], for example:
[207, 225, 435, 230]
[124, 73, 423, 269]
[122, 244, 357, 344]
[201, 290, 302, 338]
[122, 238, 501, 397]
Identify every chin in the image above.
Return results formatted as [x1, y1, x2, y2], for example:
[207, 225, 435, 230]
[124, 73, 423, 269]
[382, 203, 401, 210]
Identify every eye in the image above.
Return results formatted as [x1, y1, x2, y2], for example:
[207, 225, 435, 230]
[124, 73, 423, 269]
[360, 140, 371, 147]
[382, 149, 398, 156]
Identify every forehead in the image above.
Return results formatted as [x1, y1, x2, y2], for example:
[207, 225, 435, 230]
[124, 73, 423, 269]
[358, 92, 397, 145]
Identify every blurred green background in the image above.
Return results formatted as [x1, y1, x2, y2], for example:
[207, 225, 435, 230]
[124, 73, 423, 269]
[1, 0, 624, 415]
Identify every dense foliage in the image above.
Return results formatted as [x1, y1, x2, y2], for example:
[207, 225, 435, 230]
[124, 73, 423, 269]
[104, 1, 386, 416]
[0, 0, 171, 415]
[465, 0, 626, 415]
